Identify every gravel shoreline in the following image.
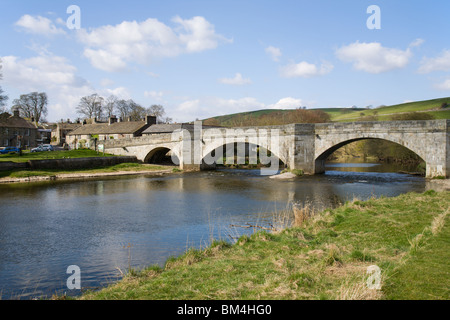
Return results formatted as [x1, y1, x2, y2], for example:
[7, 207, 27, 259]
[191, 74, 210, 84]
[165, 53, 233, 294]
[0, 169, 174, 184]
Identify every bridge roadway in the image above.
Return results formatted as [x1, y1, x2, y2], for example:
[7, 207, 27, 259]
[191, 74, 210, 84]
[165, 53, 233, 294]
[101, 120, 450, 178]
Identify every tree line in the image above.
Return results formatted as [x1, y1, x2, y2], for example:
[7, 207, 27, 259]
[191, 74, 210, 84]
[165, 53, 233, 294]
[76, 93, 172, 124]
[203, 108, 331, 127]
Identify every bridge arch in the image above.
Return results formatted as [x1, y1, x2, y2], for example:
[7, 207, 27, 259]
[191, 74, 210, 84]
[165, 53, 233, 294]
[201, 141, 286, 169]
[314, 136, 426, 174]
[144, 146, 180, 165]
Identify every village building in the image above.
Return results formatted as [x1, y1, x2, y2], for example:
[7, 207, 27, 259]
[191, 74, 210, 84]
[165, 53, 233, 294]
[51, 121, 82, 146]
[66, 115, 156, 149]
[0, 110, 38, 149]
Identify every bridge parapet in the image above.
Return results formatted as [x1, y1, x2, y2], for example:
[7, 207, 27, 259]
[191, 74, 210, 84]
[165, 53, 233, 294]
[101, 120, 449, 178]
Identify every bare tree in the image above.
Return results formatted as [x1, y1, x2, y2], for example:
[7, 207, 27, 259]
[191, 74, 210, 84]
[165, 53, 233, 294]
[76, 94, 104, 120]
[104, 95, 118, 119]
[147, 104, 168, 123]
[12, 92, 48, 123]
[116, 99, 131, 120]
[115, 99, 147, 121]
[128, 100, 146, 121]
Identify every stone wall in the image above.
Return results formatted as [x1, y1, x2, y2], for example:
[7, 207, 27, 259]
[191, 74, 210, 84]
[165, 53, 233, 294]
[102, 120, 449, 178]
[0, 161, 28, 171]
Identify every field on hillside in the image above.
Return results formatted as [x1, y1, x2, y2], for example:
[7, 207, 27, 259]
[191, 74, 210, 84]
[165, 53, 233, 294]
[203, 97, 450, 126]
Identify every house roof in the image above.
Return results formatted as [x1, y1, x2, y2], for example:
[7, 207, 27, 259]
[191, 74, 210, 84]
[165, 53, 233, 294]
[0, 112, 37, 129]
[55, 122, 82, 131]
[67, 120, 148, 136]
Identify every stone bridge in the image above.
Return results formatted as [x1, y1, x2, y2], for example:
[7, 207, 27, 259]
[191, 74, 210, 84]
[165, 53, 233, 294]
[101, 119, 450, 178]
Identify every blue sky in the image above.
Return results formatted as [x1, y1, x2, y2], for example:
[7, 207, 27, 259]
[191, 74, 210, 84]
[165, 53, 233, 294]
[1, 0, 450, 123]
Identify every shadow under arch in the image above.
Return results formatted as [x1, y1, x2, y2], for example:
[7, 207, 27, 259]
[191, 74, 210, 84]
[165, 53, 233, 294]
[314, 137, 426, 174]
[201, 141, 286, 170]
[144, 147, 179, 165]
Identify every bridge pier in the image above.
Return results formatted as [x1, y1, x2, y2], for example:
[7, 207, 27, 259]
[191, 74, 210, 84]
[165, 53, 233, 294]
[102, 120, 449, 179]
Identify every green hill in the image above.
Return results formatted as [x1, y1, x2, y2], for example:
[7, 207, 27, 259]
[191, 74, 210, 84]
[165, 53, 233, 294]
[203, 97, 450, 126]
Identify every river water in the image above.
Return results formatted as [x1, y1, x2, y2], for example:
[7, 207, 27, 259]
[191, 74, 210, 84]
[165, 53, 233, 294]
[0, 162, 427, 299]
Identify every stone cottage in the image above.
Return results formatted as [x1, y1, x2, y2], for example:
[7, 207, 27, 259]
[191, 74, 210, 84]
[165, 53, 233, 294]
[0, 110, 38, 149]
[66, 115, 156, 149]
[51, 121, 82, 146]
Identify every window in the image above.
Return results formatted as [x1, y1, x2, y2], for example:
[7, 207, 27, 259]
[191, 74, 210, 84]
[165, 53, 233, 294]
[4, 139, 8, 146]
[25, 129, 30, 136]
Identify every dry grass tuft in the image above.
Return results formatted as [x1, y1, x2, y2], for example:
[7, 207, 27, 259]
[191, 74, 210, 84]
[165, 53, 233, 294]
[337, 280, 384, 300]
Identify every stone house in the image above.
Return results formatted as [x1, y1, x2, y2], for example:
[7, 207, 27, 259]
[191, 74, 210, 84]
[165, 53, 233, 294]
[51, 121, 82, 146]
[66, 115, 156, 149]
[0, 110, 38, 149]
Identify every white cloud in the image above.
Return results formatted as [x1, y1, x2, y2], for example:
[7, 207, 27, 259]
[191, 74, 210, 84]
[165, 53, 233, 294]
[100, 78, 114, 87]
[83, 48, 128, 73]
[265, 46, 282, 62]
[219, 73, 252, 85]
[280, 61, 333, 78]
[418, 49, 450, 74]
[78, 16, 232, 72]
[102, 87, 131, 100]
[172, 96, 303, 122]
[15, 14, 66, 36]
[1, 54, 94, 121]
[2, 55, 87, 90]
[267, 97, 304, 109]
[409, 38, 425, 48]
[336, 41, 412, 74]
[144, 90, 166, 102]
[435, 79, 450, 91]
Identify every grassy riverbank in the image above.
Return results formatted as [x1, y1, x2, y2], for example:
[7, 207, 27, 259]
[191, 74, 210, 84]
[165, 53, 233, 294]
[78, 189, 449, 300]
[0, 149, 178, 182]
[0, 162, 174, 182]
[0, 149, 116, 163]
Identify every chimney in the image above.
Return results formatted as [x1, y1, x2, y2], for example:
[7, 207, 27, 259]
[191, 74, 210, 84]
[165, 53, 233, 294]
[13, 109, 20, 117]
[127, 116, 132, 122]
[146, 115, 157, 126]
[109, 115, 117, 125]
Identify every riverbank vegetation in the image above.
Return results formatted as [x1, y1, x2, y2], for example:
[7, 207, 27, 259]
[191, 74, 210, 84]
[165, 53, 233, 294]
[0, 149, 116, 163]
[78, 190, 449, 300]
[0, 149, 176, 181]
[0, 162, 170, 180]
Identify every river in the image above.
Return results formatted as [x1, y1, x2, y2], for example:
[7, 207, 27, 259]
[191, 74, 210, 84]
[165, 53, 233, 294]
[0, 162, 427, 299]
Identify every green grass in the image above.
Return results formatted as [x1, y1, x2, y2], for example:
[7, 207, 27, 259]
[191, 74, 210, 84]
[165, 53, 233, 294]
[0, 162, 168, 179]
[383, 209, 449, 299]
[202, 97, 450, 126]
[331, 97, 450, 122]
[0, 149, 116, 163]
[78, 190, 450, 300]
